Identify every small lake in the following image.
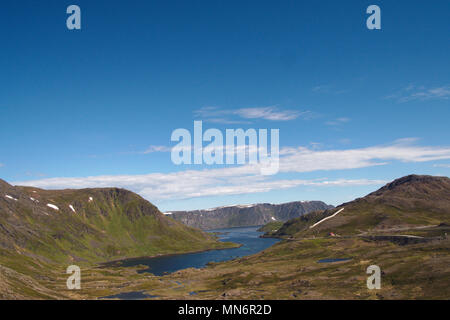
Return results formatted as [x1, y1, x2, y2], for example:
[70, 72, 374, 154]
[118, 226, 280, 276]
[101, 291, 159, 300]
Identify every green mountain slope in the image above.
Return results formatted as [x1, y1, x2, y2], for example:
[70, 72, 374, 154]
[0, 179, 233, 265]
[270, 175, 450, 238]
[257, 221, 284, 233]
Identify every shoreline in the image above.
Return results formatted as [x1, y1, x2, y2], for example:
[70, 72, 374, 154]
[100, 225, 272, 268]
[99, 241, 243, 268]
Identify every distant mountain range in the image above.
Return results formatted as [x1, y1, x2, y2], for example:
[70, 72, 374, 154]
[168, 201, 334, 230]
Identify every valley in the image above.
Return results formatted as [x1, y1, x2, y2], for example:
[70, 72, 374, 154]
[0, 175, 449, 300]
[0, 179, 237, 299]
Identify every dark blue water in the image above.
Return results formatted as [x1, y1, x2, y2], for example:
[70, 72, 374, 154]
[119, 226, 280, 276]
[101, 291, 159, 300]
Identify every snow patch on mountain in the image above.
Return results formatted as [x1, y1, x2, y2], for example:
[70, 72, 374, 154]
[47, 204, 59, 211]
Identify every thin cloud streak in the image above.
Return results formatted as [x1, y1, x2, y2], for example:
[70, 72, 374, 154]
[13, 173, 386, 202]
[386, 85, 450, 103]
[325, 117, 350, 126]
[194, 106, 311, 123]
[141, 145, 172, 154]
[433, 164, 450, 168]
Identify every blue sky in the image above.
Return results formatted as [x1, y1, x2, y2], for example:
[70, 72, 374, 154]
[1, 0, 449, 211]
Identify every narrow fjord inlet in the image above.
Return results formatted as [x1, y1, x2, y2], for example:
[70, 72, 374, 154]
[116, 226, 280, 276]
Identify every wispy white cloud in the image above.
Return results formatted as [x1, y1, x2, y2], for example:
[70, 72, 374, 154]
[312, 84, 349, 95]
[194, 106, 312, 123]
[312, 85, 331, 92]
[279, 139, 450, 173]
[325, 117, 350, 126]
[141, 145, 172, 154]
[338, 138, 351, 145]
[14, 139, 450, 203]
[433, 164, 450, 168]
[234, 107, 303, 121]
[386, 85, 450, 103]
[13, 172, 385, 202]
[24, 171, 46, 178]
[0, 163, 3, 168]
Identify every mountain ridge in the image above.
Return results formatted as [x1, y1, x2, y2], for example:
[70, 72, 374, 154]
[170, 201, 333, 230]
[268, 175, 450, 238]
[0, 179, 233, 265]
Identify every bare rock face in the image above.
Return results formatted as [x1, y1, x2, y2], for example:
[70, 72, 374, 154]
[170, 201, 334, 230]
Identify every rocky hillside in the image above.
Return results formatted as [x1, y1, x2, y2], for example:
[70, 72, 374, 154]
[169, 201, 333, 230]
[269, 175, 450, 238]
[0, 179, 231, 265]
